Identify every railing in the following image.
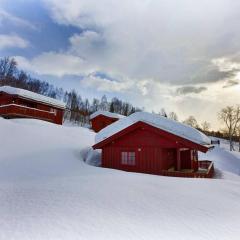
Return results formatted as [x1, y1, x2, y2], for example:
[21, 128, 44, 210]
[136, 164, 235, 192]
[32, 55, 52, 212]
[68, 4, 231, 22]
[0, 104, 56, 122]
[161, 160, 214, 178]
[161, 170, 196, 178]
[198, 160, 212, 170]
[197, 160, 214, 178]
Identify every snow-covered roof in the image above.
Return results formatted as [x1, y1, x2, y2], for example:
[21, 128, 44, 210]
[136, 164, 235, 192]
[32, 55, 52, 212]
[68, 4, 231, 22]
[0, 86, 66, 109]
[95, 112, 211, 146]
[90, 110, 125, 120]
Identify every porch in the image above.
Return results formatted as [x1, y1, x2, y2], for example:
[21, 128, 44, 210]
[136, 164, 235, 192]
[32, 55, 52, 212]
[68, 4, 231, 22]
[0, 104, 56, 122]
[161, 160, 214, 178]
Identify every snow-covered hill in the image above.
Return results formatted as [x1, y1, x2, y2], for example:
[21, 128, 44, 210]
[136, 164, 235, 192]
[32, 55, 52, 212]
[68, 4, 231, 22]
[0, 118, 240, 240]
[199, 137, 240, 176]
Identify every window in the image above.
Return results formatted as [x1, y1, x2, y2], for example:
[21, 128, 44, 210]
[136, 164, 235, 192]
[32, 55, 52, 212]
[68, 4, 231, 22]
[21, 100, 37, 109]
[121, 152, 128, 165]
[121, 151, 136, 166]
[50, 108, 57, 115]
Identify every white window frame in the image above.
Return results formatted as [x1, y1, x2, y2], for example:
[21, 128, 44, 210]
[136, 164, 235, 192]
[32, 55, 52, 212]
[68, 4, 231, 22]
[121, 151, 136, 166]
[50, 108, 57, 115]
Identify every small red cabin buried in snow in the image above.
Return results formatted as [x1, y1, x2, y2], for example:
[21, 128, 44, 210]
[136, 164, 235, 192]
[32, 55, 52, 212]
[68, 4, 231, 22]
[0, 86, 66, 125]
[93, 112, 214, 178]
[90, 110, 124, 132]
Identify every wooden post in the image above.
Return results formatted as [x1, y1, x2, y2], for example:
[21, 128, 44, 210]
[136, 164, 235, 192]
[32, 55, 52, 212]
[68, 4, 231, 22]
[190, 150, 193, 170]
[177, 149, 181, 171]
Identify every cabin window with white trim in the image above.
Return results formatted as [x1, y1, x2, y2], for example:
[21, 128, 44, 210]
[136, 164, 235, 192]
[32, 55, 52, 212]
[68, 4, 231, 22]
[50, 108, 57, 115]
[121, 151, 136, 165]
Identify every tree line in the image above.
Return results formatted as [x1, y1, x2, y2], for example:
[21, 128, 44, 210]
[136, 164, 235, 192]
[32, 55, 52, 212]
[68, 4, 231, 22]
[151, 106, 240, 152]
[0, 57, 141, 126]
[1, 57, 239, 151]
[218, 105, 240, 151]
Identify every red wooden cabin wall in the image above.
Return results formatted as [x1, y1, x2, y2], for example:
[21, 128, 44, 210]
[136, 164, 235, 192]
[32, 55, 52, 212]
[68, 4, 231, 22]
[0, 92, 64, 125]
[0, 93, 12, 105]
[91, 115, 119, 132]
[101, 126, 196, 175]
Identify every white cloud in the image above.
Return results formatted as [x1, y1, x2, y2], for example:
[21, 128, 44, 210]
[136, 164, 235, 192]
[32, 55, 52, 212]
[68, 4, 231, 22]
[0, 34, 29, 49]
[43, 0, 240, 84]
[212, 56, 240, 72]
[68, 31, 106, 62]
[83, 73, 134, 92]
[13, 0, 240, 129]
[0, 9, 36, 29]
[15, 49, 240, 130]
[15, 52, 95, 77]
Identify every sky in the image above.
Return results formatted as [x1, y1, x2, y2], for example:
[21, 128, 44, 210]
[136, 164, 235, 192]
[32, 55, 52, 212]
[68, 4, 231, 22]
[0, 0, 240, 130]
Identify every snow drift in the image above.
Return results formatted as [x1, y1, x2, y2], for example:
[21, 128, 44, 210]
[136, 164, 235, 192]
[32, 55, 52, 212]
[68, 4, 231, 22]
[0, 117, 240, 240]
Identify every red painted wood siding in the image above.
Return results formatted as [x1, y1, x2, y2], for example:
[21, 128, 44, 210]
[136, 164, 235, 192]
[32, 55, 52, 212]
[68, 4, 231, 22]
[101, 126, 195, 175]
[0, 92, 64, 125]
[91, 115, 119, 132]
[180, 150, 192, 169]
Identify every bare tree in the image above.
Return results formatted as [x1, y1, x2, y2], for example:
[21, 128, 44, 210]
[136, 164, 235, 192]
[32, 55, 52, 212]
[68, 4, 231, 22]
[169, 112, 178, 121]
[91, 98, 100, 112]
[0, 56, 142, 125]
[160, 108, 167, 118]
[201, 121, 211, 132]
[0, 57, 17, 86]
[218, 105, 240, 151]
[183, 116, 198, 128]
[100, 95, 108, 111]
[234, 126, 240, 152]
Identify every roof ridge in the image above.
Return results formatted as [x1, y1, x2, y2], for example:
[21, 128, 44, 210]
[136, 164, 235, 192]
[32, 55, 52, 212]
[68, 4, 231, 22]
[0, 86, 66, 109]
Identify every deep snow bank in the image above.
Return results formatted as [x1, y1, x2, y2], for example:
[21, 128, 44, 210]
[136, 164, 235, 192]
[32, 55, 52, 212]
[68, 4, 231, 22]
[199, 137, 240, 176]
[0, 117, 96, 182]
[0, 118, 240, 240]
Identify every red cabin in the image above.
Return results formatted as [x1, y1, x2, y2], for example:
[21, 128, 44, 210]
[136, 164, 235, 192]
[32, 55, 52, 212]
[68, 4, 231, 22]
[93, 112, 214, 178]
[90, 110, 124, 132]
[0, 86, 66, 125]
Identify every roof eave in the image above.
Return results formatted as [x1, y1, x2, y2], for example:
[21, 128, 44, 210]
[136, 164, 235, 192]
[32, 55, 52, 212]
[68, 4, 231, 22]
[90, 114, 120, 121]
[2, 92, 66, 109]
[93, 121, 211, 152]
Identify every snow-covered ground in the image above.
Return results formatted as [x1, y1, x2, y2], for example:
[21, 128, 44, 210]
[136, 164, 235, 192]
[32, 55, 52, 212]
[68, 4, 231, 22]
[1, 118, 240, 240]
[199, 137, 240, 177]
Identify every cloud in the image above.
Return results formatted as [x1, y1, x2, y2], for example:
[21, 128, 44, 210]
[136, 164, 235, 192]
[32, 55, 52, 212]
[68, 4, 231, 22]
[14, 52, 92, 77]
[0, 34, 29, 49]
[212, 57, 240, 72]
[211, 55, 240, 87]
[176, 86, 207, 95]
[69, 31, 104, 53]
[0, 9, 36, 29]
[7, 0, 240, 129]
[223, 80, 239, 88]
[42, 0, 240, 85]
[68, 30, 107, 62]
[191, 68, 236, 84]
[83, 73, 134, 92]
[15, 50, 159, 97]
[13, 30, 105, 77]
[14, 50, 156, 95]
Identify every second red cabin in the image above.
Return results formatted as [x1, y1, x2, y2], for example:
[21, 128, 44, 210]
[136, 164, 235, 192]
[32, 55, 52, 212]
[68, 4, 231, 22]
[90, 110, 124, 132]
